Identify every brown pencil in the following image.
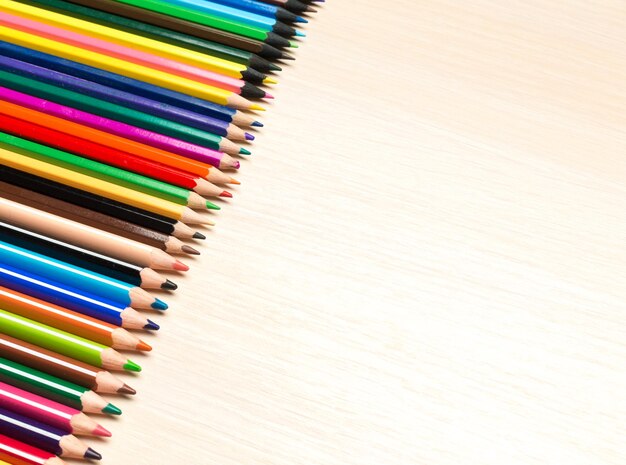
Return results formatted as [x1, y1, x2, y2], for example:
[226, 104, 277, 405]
[0, 180, 202, 246]
[0, 334, 137, 395]
[0, 197, 190, 271]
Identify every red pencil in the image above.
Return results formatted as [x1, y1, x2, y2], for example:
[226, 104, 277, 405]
[0, 113, 233, 197]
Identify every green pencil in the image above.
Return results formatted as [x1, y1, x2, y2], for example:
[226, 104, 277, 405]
[0, 357, 122, 414]
[0, 132, 220, 210]
[0, 309, 142, 372]
[0, 70, 246, 156]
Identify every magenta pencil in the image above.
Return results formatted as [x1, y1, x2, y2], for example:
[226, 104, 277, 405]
[0, 11, 268, 100]
[0, 87, 239, 170]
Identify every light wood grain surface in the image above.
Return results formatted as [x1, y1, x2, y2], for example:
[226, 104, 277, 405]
[91, 1, 626, 464]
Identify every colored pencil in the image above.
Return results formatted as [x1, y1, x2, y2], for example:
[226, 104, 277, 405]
[0, 88, 244, 169]
[0, 7, 272, 99]
[0, 198, 189, 270]
[0, 55, 252, 143]
[0, 113, 235, 196]
[115, 0, 292, 47]
[0, 264, 159, 331]
[0, 311, 142, 373]
[0, 433, 69, 465]
[26, 0, 282, 72]
[0, 357, 121, 414]
[0, 286, 151, 350]
[0, 165, 212, 241]
[0, 222, 175, 292]
[0, 41, 262, 127]
[0, 182, 204, 251]
[0, 240, 166, 310]
[0, 99, 242, 178]
[0, 333, 138, 391]
[0, 150, 215, 225]
[210, 0, 306, 23]
[0, 71, 250, 155]
[0, 407, 101, 460]
[159, 0, 300, 37]
[0, 26, 265, 110]
[6, 0, 272, 84]
[0, 380, 111, 437]
[0, 130, 223, 208]
[259, 0, 311, 14]
[61, 0, 291, 59]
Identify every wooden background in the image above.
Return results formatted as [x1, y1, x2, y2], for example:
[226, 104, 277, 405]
[91, 1, 626, 464]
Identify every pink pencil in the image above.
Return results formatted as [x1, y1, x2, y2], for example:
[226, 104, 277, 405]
[0, 86, 239, 170]
[0, 381, 110, 437]
[0, 11, 268, 99]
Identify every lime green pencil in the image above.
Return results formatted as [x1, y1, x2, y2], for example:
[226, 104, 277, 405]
[0, 309, 141, 372]
[0, 357, 121, 414]
[0, 131, 220, 210]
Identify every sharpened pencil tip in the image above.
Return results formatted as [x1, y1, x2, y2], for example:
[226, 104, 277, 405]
[263, 76, 278, 84]
[151, 298, 168, 311]
[239, 147, 252, 155]
[93, 425, 112, 437]
[289, 41, 299, 48]
[173, 260, 190, 271]
[102, 403, 122, 415]
[85, 447, 102, 461]
[193, 232, 206, 240]
[269, 63, 282, 71]
[264, 92, 275, 99]
[161, 279, 178, 291]
[137, 340, 152, 352]
[220, 190, 233, 198]
[296, 16, 308, 23]
[250, 104, 265, 111]
[205, 201, 221, 210]
[144, 319, 160, 331]
[281, 52, 296, 60]
[118, 383, 137, 395]
[245, 132, 255, 141]
[251, 120, 264, 127]
[123, 360, 142, 372]
[229, 177, 241, 185]
[182, 245, 201, 255]
[233, 160, 241, 169]
[295, 30, 306, 37]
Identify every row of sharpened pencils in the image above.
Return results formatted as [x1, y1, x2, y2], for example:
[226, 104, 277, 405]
[0, 0, 323, 463]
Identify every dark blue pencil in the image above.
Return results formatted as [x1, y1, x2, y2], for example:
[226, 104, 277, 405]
[0, 264, 159, 330]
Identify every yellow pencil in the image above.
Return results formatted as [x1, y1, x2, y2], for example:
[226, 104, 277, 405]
[0, 148, 213, 225]
[1, 0, 275, 83]
[0, 25, 263, 110]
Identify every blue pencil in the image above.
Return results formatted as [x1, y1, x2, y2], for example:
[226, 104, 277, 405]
[0, 41, 261, 128]
[0, 241, 166, 310]
[210, 0, 307, 23]
[0, 264, 159, 330]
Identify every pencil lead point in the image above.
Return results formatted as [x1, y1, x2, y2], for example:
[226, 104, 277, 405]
[102, 403, 122, 415]
[161, 279, 178, 291]
[151, 298, 168, 311]
[251, 120, 264, 127]
[233, 160, 241, 169]
[289, 41, 299, 48]
[239, 147, 252, 155]
[269, 63, 282, 71]
[281, 52, 296, 60]
[144, 319, 160, 331]
[245, 132, 255, 141]
[118, 383, 137, 395]
[264, 92, 275, 99]
[137, 340, 152, 352]
[123, 360, 142, 372]
[182, 245, 201, 256]
[220, 190, 233, 198]
[93, 425, 112, 437]
[295, 30, 306, 37]
[205, 201, 221, 210]
[296, 16, 308, 23]
[85, 447, 102, 461]
[193, 231, 206, 240]
[228, 177, 241, 185]
[250, 104, 266, 111]
[173, 260, 190, 271]
[263, 76, 278, 84]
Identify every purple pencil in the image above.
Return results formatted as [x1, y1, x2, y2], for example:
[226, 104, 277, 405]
[0, 85, 240, 170]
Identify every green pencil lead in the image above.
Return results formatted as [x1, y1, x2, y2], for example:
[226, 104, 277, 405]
[123, 360, 142, 372]
[206, 201, 221, 211]
[102, 403, 122, 415]
[239, 147, 252, 155]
